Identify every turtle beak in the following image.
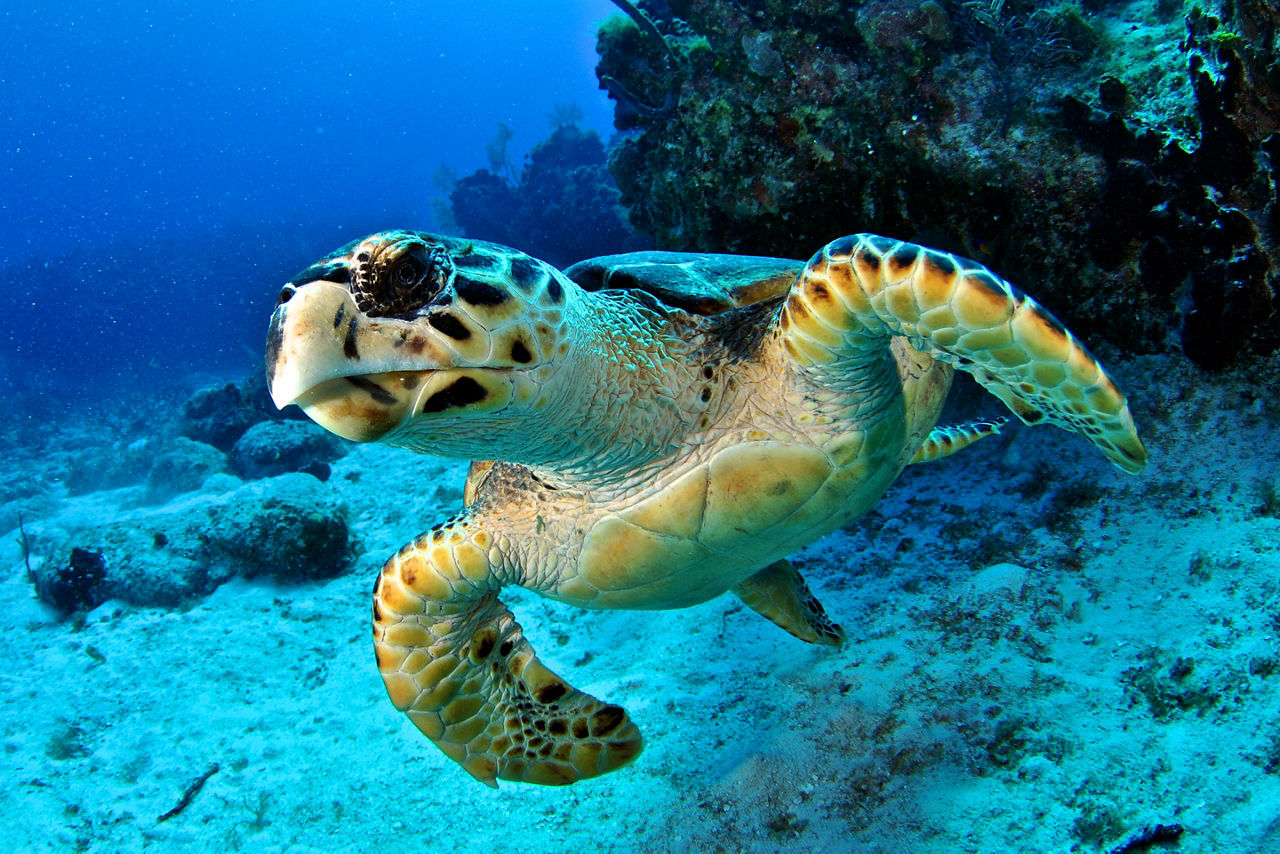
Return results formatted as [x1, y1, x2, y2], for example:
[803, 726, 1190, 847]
[265, 280, 437, 442]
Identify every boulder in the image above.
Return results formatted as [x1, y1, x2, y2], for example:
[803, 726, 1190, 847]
[143, 437, 227, 504]
[230, 420, 345, 481]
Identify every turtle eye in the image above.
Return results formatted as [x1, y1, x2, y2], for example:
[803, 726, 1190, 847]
[351, 238, 455, 317]
[391, 257, 426, 292]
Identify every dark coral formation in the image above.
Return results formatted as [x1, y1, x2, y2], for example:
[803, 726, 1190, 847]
[596, 0, 1279, 367]
[36, 547, 108, 614]
[176, 372, 342, 483]
[178, 371, 306, 452]
[450, 125, 647, 267]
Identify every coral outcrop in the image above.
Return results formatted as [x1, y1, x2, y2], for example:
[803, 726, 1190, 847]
[596, 0, 1278, 367]
[178, 372, 302, 452]
[450, 125, 647, 267]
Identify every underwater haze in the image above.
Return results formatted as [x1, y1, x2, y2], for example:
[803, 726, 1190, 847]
[0, 0, 617, 405]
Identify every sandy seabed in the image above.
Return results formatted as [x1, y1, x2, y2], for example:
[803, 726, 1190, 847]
[3, 353, 1279, 852]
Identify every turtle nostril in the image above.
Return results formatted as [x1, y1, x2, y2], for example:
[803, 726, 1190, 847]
[276, 285, 296, 306]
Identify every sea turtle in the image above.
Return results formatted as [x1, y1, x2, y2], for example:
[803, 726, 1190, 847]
[265, 230, 1146, 787]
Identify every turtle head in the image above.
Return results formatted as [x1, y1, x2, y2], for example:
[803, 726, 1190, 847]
[266, 231, 573, 448]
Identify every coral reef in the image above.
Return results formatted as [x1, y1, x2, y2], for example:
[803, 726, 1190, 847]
[450, 124, 648, 267]
[596, 0, 1279, 367]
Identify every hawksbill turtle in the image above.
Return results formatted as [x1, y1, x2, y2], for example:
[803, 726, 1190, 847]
[265, 231, 1146, 787]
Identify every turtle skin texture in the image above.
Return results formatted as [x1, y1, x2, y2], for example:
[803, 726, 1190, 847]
[265, 231, 1146, 787]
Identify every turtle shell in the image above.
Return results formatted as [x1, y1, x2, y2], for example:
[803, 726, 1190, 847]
[563, 251, 804, 315]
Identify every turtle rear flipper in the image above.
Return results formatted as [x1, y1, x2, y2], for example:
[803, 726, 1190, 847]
[908, 418, 1008, 464]
[373, 523, 642, 787]
[782, 235, 1147, 474]
[733, 559, 845, 646]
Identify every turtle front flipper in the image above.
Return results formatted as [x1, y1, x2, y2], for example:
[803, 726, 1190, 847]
[372, 523, 642, 787]
[784, 235, 1147, 473]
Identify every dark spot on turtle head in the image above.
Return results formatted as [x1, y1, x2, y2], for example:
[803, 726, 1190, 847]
[535, 681, 568, 705]
[700, 387, 711, 403]
[346, 375, 396, 405]
[454, 275, 508, 307]
[572, 719, 589, 739]
[510, 340, 533, 364]
[427, 311, 471, 340]
[509, 256, 542, 293]
[357, 252, 371, 263]
[332, 302, 346, 329]
[499, 639, 514, 657]
[343, 317, 360, 359]
[421, 376, 487, 413]
[548, 718, 568, 736]
[320, 263, 350, 284]
[546, 276, 563, 304]
[453, 251, 500, 270]
[589, 704, 626, 737]
[275, 284, 296, 307]
[701, 365, 714, 379]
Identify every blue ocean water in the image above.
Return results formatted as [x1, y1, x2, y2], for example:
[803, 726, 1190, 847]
[0, 0, 617, 408]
